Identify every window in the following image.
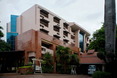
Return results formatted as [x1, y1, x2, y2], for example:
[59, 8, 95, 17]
[71, 35, 75, 39]
[40, 29, 49, 34]
[53, 17, 60, 23]
[63, 31, 69, 37]
[40, 9, 49, 18]
[63, 39, 69, 44]
[40, 19, 49, 27]
[63, 23, 69, 29]
[53, 26, 60, 32]
[53, 35, 60, 40]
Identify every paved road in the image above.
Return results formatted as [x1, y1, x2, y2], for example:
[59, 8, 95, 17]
[0, 73, 92, 78]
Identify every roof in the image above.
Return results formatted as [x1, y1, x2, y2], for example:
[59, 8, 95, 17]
[80, 52, 105, 64]
[69, 22, 90, 36]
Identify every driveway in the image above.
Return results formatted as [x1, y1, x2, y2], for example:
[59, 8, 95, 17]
[0, 73, 92, 78]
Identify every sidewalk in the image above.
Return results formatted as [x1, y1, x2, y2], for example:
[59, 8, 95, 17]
[0, 73, 92, 78]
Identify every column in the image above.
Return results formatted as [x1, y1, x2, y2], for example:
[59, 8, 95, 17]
[52, 44, 57, 73]
[83, 34, 86, 52]
[77, 30, 80, 48]
[75, 30, 80, 48]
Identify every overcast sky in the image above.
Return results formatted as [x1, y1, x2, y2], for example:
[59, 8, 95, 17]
[0, 0, 117, 40]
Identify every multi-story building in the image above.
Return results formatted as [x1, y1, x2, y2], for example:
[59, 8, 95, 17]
[7, 15, 19, 50]
[7, 4, 90, 70]
[16, 4, 90, 50]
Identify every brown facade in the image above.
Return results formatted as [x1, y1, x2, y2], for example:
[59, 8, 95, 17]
[16, 29, 79, 66]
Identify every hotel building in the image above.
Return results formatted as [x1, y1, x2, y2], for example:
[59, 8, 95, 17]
[7, 4, 90, 65]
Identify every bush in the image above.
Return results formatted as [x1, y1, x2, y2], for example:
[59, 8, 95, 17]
[92, 71, 111, 78]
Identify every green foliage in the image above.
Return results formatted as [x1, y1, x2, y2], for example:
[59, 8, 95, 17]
[26, 62, 33, 66]
[88, 26, 105, 52]
[92, 71, 111, 78]
[69, 54, 79, 65]
[56, 46, 79, 74]
[56, 46, 71, 73]
[88, 26, 117, 54]
[42, 52, 53, 73]
[0, 26, 11, 52]
[0, 26, 4, 39]
[0, 40, 11, 52]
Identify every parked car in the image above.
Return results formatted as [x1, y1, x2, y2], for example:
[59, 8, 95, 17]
[88, 65, 96, 74]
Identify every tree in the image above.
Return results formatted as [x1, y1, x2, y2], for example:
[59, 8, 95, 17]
[56, 46, 79, 74]
[88, 26, 117, 54]
[0, 26, 11, 51]
[88, 26, 117, 78]
[56, 46, 71, 73]
[42, 52, 53, 73]
[0, 26, 4, 39]
[88, 26, 105, 52]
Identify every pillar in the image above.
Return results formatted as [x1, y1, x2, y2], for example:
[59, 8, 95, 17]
[83, 34, 86, 52]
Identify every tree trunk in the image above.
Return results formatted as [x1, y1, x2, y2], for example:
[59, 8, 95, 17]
[104, 0, 116, 78]
[104, 0, 116, 55]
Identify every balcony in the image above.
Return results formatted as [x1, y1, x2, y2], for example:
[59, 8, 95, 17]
[40, 19, 49, 27]
[53, 32, 60, 39]
[54, 24, 61, 29]
[63, 26, 69, 34]
[41, 46, 53, 55]
[63, 30, 69, 37]
[40, 28, 49, 34]
[63, 35, 69, 43]
[40, 9, 49, 18]
[63, 39, 69, 42]
[63, 22, 69, 29]
[53, 25, 60, 32]
[71, 35, 75, 39]
[53, 16, 60, 23]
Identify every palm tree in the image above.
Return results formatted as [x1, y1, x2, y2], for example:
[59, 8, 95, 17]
[104, 0, 116, 55]
[56, 46, 72, 73]
[104, 1, 116, 77]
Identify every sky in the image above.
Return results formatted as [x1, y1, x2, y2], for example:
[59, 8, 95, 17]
[0, 0, 116, 40]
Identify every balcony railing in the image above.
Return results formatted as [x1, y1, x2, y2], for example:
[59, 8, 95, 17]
[40, 9, 49, 18]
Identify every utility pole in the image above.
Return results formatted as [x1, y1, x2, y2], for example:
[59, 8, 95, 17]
[104, 0, 116, 54]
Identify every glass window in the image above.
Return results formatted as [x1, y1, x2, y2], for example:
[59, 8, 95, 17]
[11, 15, 19, 32]
[7, 32, 18, 50]
[79, 32, 84, 52]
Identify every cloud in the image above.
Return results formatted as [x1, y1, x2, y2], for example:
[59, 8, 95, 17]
[54, 0, 77, 8]
[0, 0, 117, 40]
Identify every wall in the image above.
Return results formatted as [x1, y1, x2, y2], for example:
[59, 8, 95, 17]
[16, 29, 80, 64]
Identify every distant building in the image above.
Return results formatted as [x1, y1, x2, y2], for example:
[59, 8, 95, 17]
[7, 15, 19, 50]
